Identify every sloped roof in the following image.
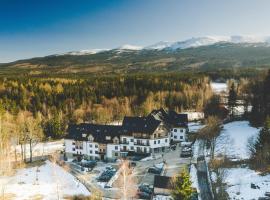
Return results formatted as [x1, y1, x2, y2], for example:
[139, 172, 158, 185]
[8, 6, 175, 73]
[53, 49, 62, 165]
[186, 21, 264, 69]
[122, 115, 161, 134]
[154, 175, 173, 189]
[66, 123, 123, 143]
[149, 108, 188, 127]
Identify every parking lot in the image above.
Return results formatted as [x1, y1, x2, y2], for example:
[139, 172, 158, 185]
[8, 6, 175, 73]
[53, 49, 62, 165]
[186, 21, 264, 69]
[66, 143, 192, 199]
[134, 143, 191, 186]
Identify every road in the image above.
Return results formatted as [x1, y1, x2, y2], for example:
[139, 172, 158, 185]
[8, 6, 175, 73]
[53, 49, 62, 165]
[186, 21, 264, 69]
[196, 140, 214, 200]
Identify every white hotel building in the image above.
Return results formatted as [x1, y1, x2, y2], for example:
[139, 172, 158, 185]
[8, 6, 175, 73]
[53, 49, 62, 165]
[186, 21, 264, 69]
[64, 109, 188, 161]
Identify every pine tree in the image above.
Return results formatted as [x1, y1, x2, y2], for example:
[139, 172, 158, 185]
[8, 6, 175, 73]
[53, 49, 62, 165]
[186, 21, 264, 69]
[252, 116, 270, 168]
[171, 170, 193, 200]
[228, 82, 237, 117]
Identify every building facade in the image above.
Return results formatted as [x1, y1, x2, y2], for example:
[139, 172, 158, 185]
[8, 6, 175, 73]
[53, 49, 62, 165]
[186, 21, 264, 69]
[64, 109, 188, 161]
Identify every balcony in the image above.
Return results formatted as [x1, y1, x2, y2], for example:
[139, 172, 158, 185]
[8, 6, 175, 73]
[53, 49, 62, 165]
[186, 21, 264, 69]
[134, 142, 150, 146]
[120, 141, 129, 145]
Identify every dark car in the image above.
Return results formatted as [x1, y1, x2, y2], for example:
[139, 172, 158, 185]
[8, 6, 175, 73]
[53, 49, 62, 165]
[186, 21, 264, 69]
[97, 167, 116, 182]
[180, 150, 193, 157]
[139, 184, 153, 194]
[129, 161, 137, 168]
[80, 160, 97, 169]
[148, 167, 162, 174]
[137, 191, 151, 199]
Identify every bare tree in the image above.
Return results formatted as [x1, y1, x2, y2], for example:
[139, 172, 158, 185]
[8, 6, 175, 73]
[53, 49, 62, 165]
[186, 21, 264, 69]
[115, 160, 137, 200]
[198, 116, 222, 160]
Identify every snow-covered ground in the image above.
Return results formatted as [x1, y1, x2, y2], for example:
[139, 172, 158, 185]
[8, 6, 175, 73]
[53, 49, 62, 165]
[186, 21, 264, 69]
[0, 160, 90, 200]
[188, 122, 205, 133]
[190, 164, 201, 200]
[225, 167, 270, 200]
[182, 112, 204, 121]
[215, 121, 260, 160]
[14, 140, 64, 158]
[211, 82, 227, 93]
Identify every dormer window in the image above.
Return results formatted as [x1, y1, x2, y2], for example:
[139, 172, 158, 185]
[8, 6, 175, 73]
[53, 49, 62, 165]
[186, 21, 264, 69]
[106, 136, 111, 140]
[82, 133, 87, 137]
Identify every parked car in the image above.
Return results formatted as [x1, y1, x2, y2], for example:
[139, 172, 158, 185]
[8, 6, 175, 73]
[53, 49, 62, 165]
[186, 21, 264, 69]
[97, 167, 116, 182]
[80, 160, 97, 169]
[139, 184, 153, 194]
[137, 183, 153, 199]
[137, 191, 151, 199]
[148, 167, 162, 174]
[180, 148, 193, 157]
[129, 161, 137, 168]
[171, 144, 177, 150]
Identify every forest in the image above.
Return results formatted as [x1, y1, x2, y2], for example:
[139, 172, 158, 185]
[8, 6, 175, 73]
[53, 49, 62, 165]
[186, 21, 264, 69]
[0, 73, 213, 140]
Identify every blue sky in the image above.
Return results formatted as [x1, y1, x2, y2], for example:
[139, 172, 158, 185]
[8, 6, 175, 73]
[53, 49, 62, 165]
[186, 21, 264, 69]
[1, 0, 270, 62]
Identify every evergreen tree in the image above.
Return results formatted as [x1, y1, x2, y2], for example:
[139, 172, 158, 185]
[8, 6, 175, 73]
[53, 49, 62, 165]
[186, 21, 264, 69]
[228, 82, 237, 117]
[204, 95, 227, 119]
[251, 116, 270, 168]
[171, 170, 193, 200]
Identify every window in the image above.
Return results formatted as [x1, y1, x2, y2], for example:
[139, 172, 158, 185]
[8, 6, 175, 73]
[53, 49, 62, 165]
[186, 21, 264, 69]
[174, 129, 177, 132]
[89, 144, 92, 148]
[90, 150, 92, 154]
[154, 134, 156, 138]
[180, 129, 184, 133]
[72, 148, 75, 151]
[165, 139, 168, 143]
[130, 146, 134, 150]
[154, 141, 156, 144]
[158, 140, 160, 144]
[158, 134, 161, 137]
[115, 152, 118, 156]
[115, 146, 118, 150]
[180, 136, 183, 139]
[170, 129, 173, 131]
[106, 136, 111, 140]
[72, 142, 75, 145]
[130, 139, 134, 142]
[95, 144, 98, 148]
[95, 151, 98, 154]
[174, 136, 177, 139]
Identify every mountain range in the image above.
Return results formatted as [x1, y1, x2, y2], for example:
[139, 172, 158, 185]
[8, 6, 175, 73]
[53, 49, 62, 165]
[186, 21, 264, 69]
[1, 36, 270, 76]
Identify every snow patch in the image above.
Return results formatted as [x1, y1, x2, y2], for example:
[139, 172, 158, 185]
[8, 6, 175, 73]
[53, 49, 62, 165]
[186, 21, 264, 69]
[0, 160, 90, 200]
[225, 168, 270, 200]
[215, 121, 260, 160]
[211, 82, 227, 93]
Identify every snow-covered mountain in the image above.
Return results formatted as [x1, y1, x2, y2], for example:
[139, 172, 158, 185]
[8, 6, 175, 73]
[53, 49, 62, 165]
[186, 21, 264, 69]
[145, 35, 270, 50]
[59, 35, 270, 56]
[63, 49, 107, 56]
[117, 44, 143, 50]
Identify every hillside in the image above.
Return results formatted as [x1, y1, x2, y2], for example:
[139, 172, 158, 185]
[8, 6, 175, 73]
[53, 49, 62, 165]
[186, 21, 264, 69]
[1, 42, 270, 76]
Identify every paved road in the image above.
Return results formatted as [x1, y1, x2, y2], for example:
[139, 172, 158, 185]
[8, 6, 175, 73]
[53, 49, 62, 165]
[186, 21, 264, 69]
[196, 140, 214, 200]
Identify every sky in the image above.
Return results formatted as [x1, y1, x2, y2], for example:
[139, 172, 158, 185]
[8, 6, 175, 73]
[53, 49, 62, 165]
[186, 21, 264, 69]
[1, 0, 270, 62]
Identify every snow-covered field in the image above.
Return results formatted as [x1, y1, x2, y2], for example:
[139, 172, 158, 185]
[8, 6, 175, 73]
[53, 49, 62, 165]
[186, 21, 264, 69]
[188, 122, 205, 133]
[0, 160, 90, 200]
[215, 121, 260, 160]
[225, 167, 270, 200]
[14, 140, 64, 158]
[211, 82, 227, 93]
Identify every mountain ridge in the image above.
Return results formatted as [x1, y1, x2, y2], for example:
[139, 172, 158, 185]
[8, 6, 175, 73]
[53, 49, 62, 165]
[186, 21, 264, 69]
[1, 38, 270, 76]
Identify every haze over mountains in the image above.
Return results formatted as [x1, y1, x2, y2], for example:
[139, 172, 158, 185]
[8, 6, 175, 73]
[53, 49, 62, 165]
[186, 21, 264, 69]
[1, 35, 270, 76]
